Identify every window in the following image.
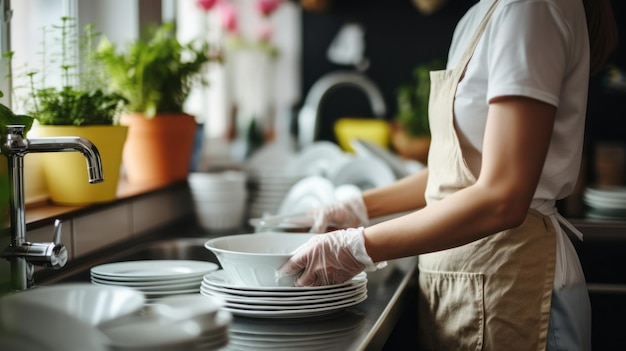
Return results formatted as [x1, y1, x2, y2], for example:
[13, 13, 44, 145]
[4, 0, 301, 203]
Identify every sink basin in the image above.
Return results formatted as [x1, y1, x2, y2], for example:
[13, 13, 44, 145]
[38, 237, 220, 285]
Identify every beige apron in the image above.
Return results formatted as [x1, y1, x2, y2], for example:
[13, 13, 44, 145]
[418, 1, 556, 350]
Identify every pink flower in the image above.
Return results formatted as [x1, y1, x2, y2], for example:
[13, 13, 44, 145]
[256, 22, 273, 42]
[219, 2, 239, 34]
[196, 0, 218, 12]
[256, 0, 282, 17]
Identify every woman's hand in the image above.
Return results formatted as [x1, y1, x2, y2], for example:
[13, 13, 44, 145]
[278, 227, 386, 286]
[309, 194, 368, 233]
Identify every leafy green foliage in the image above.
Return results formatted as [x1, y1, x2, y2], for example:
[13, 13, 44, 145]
[0, 101, 34, 135]
[96, 22, 212, 118]
[395, 59, 444, 137]
[17, 17, 126, 126]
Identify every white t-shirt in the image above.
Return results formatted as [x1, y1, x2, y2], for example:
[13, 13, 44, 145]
[448, 0, 589, 289]
[448, 0, 590, 204]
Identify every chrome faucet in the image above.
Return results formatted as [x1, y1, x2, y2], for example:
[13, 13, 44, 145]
[1, 125, 104, 291]
[297, 71, 387, 149]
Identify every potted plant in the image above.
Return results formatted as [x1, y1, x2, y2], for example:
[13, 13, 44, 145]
[391, 59, 443, 164]
[96, 21, 213, 188]
[14, 17, 129, 205]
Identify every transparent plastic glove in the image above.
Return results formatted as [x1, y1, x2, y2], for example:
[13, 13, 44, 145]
[309, 194, 369, 233]
[278, 227, 387, 287]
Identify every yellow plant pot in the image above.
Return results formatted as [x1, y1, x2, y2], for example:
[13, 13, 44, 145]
[32, 125, 128, 205]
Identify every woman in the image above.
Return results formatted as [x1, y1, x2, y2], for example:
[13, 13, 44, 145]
[279, 0, 617, 350]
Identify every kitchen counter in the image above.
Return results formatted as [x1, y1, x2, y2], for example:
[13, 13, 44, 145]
[35, 219, 420, 351]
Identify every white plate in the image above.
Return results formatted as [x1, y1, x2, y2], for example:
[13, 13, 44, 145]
[201, 284, 366, 305]
[90, 275, 202, 287]
[90, 281, 200, 295]
[229, 310, 364, 335]
[285, 141, 348, 177]
[350, 138, 410, 179]
[278, 176, 337, 215]
[202, 270, 366, 293]
[327, 156, 396, 191]
[218, 293, 367, 318]
[201, 286, 367, 310]
[91, 260, 219, 281]
[92, 279, 200, 292]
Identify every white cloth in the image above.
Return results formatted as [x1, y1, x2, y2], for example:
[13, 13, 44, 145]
[449, 0, 590, 202]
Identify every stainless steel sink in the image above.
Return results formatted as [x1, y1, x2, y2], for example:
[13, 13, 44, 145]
[37, 237, 220, 285]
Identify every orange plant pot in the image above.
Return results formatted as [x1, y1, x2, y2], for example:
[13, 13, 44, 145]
[391, 127, 431, 165]
[121, 113, 198, 188]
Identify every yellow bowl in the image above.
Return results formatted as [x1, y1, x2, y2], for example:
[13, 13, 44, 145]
[334, 118, 391, 153]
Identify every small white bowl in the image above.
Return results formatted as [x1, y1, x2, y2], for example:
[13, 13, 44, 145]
[204, 232, 315, 287]
[0, 283, 145, 326]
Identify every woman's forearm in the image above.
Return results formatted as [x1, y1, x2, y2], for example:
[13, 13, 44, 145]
[362, 168, 429, 219]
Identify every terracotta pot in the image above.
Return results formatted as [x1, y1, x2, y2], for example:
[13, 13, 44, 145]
[391, 127, 430, 165]
[32, 125, 128, 205]
[121, 113, 198, 188]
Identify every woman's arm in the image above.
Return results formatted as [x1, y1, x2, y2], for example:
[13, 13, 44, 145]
[362, 168, 429, 219]
[363, 96, 556, 262]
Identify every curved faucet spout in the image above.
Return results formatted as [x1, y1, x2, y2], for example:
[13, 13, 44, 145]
[298, 71, 387, 149]
[27, 136, 104, 183]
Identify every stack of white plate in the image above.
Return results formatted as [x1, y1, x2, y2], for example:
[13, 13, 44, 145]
[246, 169, 304, 219]
[583, 187, 626, 220]
[200, 270, 368, 319]
[188, 171, 248, 231]
[223, 311, 365, 351]
[90, 260, 219, 302]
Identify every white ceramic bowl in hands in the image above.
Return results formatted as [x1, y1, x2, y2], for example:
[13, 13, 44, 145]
[204, 232, 315, 287]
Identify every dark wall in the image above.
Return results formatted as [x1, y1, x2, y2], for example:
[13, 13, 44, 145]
[298, 0, 473, 143]
[297, 0, 626, 151]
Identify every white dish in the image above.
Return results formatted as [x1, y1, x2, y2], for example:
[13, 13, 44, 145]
[278, 176, 337, 215]
[90, 274, 202, 286]
[204, 233, 315, 287]
[228, 310, 364, 336]
[218, 293, 367, 318]
[0, 283, 145, 326]
[92, 280, 200, 293]
[91, 260, 219, 280]
[219, 289, 366, 311]
[350, 138, 409, 179]
[328, 155, 396, 191]
[201, 284, 367, 307]
[202, 270, 367, 294]
[285, 141, 348, 177]
[0, 297, 110, 351]
[99, 306, 203, 350]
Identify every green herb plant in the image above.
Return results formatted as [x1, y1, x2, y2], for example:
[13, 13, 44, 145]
[96, 22, 214, 119]
[395, 59, 444, 137]
[15, 17, 127, 126]
[0, 91, 34, 135]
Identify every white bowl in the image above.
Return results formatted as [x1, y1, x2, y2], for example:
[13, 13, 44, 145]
[0, 295, 111, 351]
[0, 283, 145, 326]
[204, 232, 315, 287]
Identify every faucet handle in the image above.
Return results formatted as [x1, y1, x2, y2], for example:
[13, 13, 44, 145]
[3, 219, 69, 269]
[53, 219, 62, 245]
[24, 242, 68, 269]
